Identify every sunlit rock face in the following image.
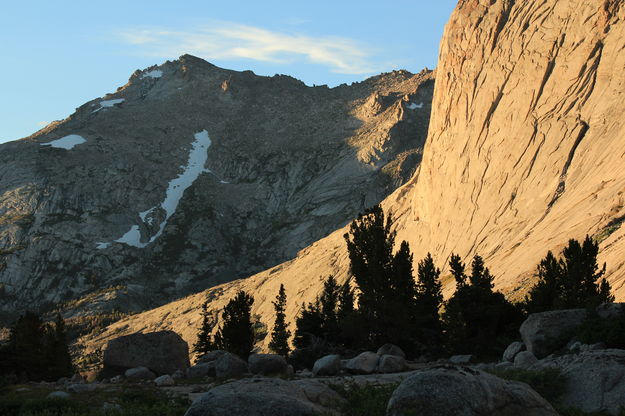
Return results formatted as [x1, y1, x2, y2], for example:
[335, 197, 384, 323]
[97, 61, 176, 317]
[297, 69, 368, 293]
[75, 0, 625, 358]
[0, 54, 433, 321]
[392, 0, 625, 299]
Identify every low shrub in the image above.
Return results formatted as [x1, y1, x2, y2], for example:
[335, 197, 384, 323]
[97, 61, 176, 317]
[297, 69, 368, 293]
[330, 382, 398, 416]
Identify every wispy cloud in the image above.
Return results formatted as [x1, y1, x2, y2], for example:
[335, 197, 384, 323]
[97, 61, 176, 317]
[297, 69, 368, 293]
[117, 22, 376, 75]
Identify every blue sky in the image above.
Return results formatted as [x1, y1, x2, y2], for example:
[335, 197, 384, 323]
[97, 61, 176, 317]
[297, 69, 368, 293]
[0, 1, 457, 143]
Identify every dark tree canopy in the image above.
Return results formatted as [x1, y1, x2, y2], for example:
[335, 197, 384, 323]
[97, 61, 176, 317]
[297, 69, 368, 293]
[525, 236, 614, 312]
[214, 290, 255, 359]
[269, 284, 291, 356]
[193, 300, 217, 359]
[0, 311, 73, 381]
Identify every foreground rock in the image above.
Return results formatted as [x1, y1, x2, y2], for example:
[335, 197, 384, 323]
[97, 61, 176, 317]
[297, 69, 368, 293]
[248, 354, 288, 376]
[502, 341, 525, 362]
[520, 309, 587, 358]
[378, 355, 406, 373]
[102, 331, 190, 376]
[312, 355, 341, 377]
[536, 349, 625, 415]
[387, 366, 558, 416]
[376, 344, 406, 359]
[345, 352, 379, 374]
[215, 352, 248, 379]
[124, 366, 156, 380]
[184, 378, 342, 416]
[154, 374, 175, 386]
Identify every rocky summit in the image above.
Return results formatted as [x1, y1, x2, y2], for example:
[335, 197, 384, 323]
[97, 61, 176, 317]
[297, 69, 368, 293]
[0, 55, 433, 321]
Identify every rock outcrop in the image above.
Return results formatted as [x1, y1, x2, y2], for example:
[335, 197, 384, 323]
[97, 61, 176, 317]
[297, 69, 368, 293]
[0, 55, 433, 322]
[102, 330, 189, 376]
[520, 309, 587, 358]
[387, 366, 558, 416]
[184, 378, 342, 416]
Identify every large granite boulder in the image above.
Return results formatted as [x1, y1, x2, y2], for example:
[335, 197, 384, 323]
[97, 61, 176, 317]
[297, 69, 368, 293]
[215, 352, 248, 379]
[536, 349, 625, 415]
[345, 352, 379, 374]
[520, 309, 587, 358]
[312, 354, 341, 377]
[387, 366, 558, 416]
[187, 362, 216, 378]
[184, 378, 341, 416]
[102, 331, 189, 376]
[502, 341, 525, 362]
[378, 354, 406, 373]
[196, 350, 228, 364]
[513, 351, 538, 369]
[124, 366, 156, 380]
[376, 344, 406, 359]
[248, 354, 288, 376]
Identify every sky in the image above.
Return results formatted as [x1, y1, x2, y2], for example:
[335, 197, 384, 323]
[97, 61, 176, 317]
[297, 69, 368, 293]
[0, 1, 457, 143]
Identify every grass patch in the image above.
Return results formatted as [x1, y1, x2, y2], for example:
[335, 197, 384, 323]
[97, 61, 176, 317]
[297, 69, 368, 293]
[0, 384, 189, 416]
[329, 382, 398, 416]
[488, 367, 566, 402]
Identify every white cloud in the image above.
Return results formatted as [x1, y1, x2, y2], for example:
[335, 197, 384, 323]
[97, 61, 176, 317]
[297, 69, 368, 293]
[117, 22, 376, 75]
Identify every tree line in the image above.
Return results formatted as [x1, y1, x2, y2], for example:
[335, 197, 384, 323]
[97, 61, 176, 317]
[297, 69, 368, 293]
[195, 204, 614, 362]
[0, 312, 73, 382]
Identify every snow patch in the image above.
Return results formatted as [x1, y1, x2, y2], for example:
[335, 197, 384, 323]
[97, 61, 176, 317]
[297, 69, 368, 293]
[407, 102, 424, 110]
[41, 134, 86, 150]
[142, 69, 163, 79]
[112, 130, 212, 248]
[95, 242, 110, 249]
[92, 98, 125, 113]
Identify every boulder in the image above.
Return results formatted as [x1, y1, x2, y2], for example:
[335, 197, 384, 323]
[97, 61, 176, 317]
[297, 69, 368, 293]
[154, 374, 175, 386]
[387, 366, 558, 416]
[124, 366, 156, 380]
[248, 354, 288, 376]
[70, 373, 85, 384]
[67, 383, 97, 393]
[376, 343, 406, 359]
[596, 303, 625, 319]
[345, 351, 379, 374]
[502, 341, 525, 362]
[47, 391, 70, 400]
[184, 378, 341, 416]
[378, 354, 406, 373]
[535, 349, 625, 415]
[110, 375, 124, 384]
[103, 331, 190, 376]
[196, 350, 228, 364]
[312, 354, 341, 377]
[187, 362, 215, 378]
[172, 369, 186, 380]
[449, 355, 473, 364]
[215, 352, 248, 379]
[520, 309, 586, 358]
[513, 351, 538, 369]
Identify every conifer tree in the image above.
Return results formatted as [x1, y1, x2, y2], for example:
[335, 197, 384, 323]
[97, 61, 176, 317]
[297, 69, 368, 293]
[344, 204, 420, 351]
[449, 253, 467, 288]
[337, 279, 355, 320]
[525, 236, 614, 311]
[293, 302, 324, 349]
[269, 284, 291, 356]
[214, 291, 255, 358]
[416, 253, 443, 347]
[524, 251, 562, 313]
[193, 300, 216, 358]
[46, 313, 73, 379]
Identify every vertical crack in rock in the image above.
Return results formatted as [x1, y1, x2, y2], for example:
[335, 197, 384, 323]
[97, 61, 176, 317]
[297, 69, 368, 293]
[547, 120, 589, 209]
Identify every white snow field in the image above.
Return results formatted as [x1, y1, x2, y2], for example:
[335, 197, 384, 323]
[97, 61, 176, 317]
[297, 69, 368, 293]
[40, 134, 86, 150]
[407, 102, 424, 110]
[111, 130, 212, 248]
[92, 98, 125, 113]
[142, 69, 163, 79]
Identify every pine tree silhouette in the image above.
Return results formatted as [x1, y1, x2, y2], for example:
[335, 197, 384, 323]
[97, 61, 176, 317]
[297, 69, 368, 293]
[214, 291, 255, 358]
[269, 284, 291, 356]
[193, 300, 217, 358]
